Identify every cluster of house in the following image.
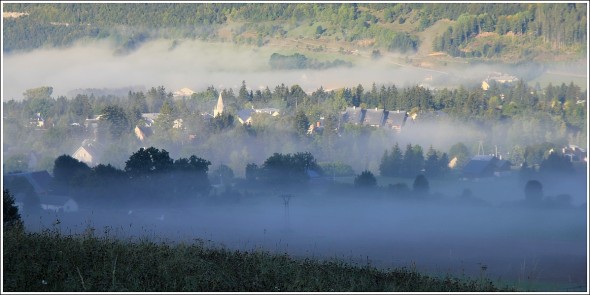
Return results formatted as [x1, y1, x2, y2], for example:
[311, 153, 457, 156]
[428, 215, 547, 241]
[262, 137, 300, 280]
[339, 106, 408, 131]
[481, 72, 518, 91]
[562, 145, 587, 162]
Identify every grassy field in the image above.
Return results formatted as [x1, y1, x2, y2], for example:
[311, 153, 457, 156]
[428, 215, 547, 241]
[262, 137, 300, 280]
[2, 226, 516, 292]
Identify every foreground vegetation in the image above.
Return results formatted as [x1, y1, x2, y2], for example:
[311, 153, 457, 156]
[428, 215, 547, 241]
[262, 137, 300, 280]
[2, 225, 515, 292]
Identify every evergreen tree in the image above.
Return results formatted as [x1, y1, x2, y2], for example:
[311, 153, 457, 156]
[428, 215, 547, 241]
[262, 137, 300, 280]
[294, 109, 310, 137]
[424, 146, 440, 177]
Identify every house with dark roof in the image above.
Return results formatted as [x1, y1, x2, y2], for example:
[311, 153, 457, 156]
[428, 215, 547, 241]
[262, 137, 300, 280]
[237, 107, 280, 125]
[340, 106, 364, 125]
[237, 109, 256, 125]
[384, 110, 408, 132]
[363, 108, 387, 127]
[3, 170, 79, 212]
[339, 107, 408, 132]
[462, 155, 501, 179]
[4, 170, 53, 197]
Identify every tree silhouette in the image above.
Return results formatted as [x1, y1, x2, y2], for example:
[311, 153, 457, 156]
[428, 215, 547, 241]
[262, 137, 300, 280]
[3, 189, 22, 228]
[524, 179, 543, 203]
[413, 174, 430, 196]
[124, 147, 173, 177]
[354, 170, 377, 188]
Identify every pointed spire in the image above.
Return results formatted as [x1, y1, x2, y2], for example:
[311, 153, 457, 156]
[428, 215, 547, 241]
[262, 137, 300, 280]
[214, 92, 224, 117]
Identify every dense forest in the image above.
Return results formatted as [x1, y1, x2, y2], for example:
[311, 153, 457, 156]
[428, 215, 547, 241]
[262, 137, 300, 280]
[3, 3, 587, 61]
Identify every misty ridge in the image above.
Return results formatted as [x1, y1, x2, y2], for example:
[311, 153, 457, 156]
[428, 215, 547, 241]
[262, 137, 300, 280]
[3, 38, 584, 101]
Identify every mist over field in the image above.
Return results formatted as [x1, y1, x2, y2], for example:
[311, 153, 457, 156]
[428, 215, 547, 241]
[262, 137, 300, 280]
[3, 39, 585, 101]
[20, 176, 587, 289]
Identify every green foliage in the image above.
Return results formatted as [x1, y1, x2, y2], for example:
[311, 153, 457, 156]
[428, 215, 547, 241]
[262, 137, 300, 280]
[3, 190, 22, 228]
[23, 86, 53, 100]
[388, 32, 420, 53]
[211, 113, 235, 132]
[294, 110, 310, 137]
[100, 105, 130, 140]
[269, 53, 351, 70]
[354, 170, 377, 188]
[245, 163, 260, 181]
[124, 147, 173, 177]
[53, 154, 92, 186]
[261, 152, 320, 187]
[412, 174, 430, 195]
[319, 162, 355, 177]
[211, 164, 235, 185]
[448, 142, 471, 169]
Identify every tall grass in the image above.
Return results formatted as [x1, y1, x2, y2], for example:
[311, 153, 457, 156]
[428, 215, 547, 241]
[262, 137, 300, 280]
[3, 226, 515, 292]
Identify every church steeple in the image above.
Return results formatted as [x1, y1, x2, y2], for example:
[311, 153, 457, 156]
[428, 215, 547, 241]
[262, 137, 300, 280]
[214, 92, 224, 117]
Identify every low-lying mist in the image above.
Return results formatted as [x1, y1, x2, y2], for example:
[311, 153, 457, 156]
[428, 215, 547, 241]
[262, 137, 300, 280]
[19, 172, 587, 290]
[4, 39, 585, 101]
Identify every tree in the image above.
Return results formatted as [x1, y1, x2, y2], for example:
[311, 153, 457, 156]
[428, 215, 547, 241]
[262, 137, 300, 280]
[524, 179, 543, 203]
[449, 142, 471, 169]
[211, 164, 234, 185]
[23, 86, 53, 100]
[413, 174, 430, 196]
[124, 147, 174, 177]
[3, 190, 22, 228]
[315, 25, 325, 37]
[211, 112, 235, 132]
[238, 80, 251, 101]
[245, 163, 260, 181]
[155, 100, 175, 131]
[354, 170, 377, 188]
[70, 94, 93, 119]
[100, 105, 130, 140]
[53, 154, 91, 186]
[539, 152, 575, 175]
[424, 146, 440, 177]
[401, 143, 424, 178]
[294, 109, 310, 137]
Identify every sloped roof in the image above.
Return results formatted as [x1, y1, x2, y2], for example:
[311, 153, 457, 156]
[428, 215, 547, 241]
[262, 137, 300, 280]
[4, 170, 53, 195]
[495, 159, 511, 171]
[462, 155, 498, 178]
[385, 111, 408, 128]
[363, 108, 386, 126]
[135, 125, 153, 137]
[237, 109, 255, 123]
[341, 107, 363, 124]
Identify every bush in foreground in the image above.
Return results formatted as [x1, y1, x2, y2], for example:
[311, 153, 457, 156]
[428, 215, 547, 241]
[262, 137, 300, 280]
[3, 227, 514, 292]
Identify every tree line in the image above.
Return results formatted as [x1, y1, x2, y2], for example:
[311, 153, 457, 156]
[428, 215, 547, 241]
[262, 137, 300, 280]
[6, 3, 583, 58]
[2, 78, 586, 176]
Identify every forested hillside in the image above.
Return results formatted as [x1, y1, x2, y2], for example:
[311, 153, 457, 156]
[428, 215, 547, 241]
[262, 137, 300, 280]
[3, 3, 586, 61]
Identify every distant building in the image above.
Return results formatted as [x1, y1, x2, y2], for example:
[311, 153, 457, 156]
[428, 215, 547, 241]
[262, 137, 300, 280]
[213, 93, 224, 117]
[462, 155, 512, 179]
[173, 87, 195, 97]
[339, 106, 408, 132]
[134, 125, 153, 141]
[562, 145, 587, 162]
[141, 113, 160, 127]
[72, 140, 102, 167]
[482, 72, 518, 90]
[237, 107, 280, 125]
